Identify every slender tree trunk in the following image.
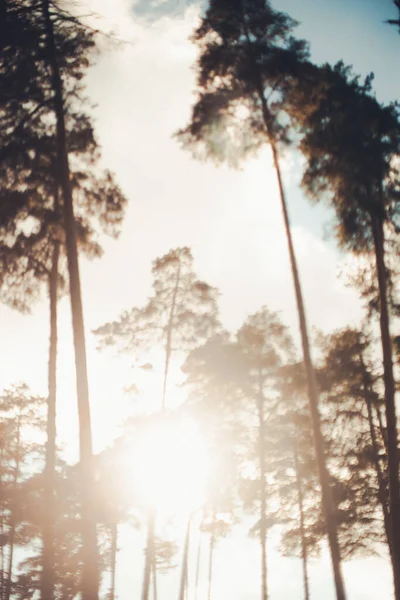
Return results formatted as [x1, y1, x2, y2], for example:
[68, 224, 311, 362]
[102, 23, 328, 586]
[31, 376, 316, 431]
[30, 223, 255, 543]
[42, 3, 98, 600]
[110, 523, 118, 600]
[194, 529, 202, 600]
[152, 554, 158, 600]
[0, 542, 3, 600]
[142, 263, 182, 599]
[371, 215, 400, 599]
[0, 446, 4, 600]
[179, 517, 191, 600]
[359, 349, 392, 555]
[142, 511, 155, 600]
[162, 262, 181, 411]
[41, 240, 60, 600]
[264, 138, 345, 599]
[143, 514, 158, 600]
[293, 441, 310, 600]
[240, 16, 345, 593]
[5, 417, 21, 600]
[257, 386, 268, 600]
[207, 518, 215, 600]
[0, 543, 4, 600]
[4, 526, 14, 600]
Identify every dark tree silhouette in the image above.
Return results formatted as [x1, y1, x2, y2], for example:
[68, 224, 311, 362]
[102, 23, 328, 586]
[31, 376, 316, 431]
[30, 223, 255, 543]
[40, 3, 100, 594]
[0, 120, 125, 600]
[0, 2, 98, 596]
[0, 5, 127, 598]
[176, 3, 345, 596]
[319, 330, 390, 558]
[291, 61, 400, 599]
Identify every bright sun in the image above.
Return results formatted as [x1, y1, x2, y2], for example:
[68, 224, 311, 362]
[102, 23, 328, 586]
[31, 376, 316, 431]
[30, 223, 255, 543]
[129, 416, 209, 519]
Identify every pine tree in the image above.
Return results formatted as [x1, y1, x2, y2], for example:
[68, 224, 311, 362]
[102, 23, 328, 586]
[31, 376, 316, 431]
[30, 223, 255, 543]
[95, 247, 219, 600]
[0, 4, 127, 598]
[276, 363, 319, 600]
[41, 4, 99, 594]
[198, 512, 231, 600]
[177, 3, 345, 595]
[0, 385, 46, 600]
[291, 61, 400, 598]
[183, 307, 298, 600]
[0, 115, 126, 600]
[11, 459, 117, 600]
[319, 329, 390, 558]
[237, 308, 295, 600]
[95, 247, 220, 411]
[183, 333, 243, 600]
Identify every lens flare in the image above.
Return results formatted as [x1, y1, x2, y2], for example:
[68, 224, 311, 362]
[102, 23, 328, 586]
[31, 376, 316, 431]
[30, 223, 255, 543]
[129, 416, 209, 519]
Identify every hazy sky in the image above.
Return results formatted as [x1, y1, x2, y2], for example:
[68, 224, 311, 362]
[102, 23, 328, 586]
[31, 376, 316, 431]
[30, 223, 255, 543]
[1, 0, 399, 598]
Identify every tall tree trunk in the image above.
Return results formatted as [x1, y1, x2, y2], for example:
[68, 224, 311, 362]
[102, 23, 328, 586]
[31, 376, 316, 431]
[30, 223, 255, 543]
[257, 385, 268, 600]
[194, 529, 202, 600]
[0, 445, 5, 600]
[240, 14, 345, 594]
[110, 523, 118, 600]
[152, 553, 158, 600]
[270, 143, 345, 600]
[371, 215, 400, 599]
[143, 514, 158, 600]
[4, 527, 14, 600]
[359, 349, 392, 556]
[142, 511, 155, 600]
[42, 3, 98, 600]
[142, 263, 182, 599]
[0, 543, 4, 600]
[162, 261, 181, 411]
[41, 240, 60, 600]
[293, 440, 310, 600]
[178, 517, 191, 600]
[5, 416, 21, 600]
[258, 120, 346, 595]
[207, 518, 215, 600]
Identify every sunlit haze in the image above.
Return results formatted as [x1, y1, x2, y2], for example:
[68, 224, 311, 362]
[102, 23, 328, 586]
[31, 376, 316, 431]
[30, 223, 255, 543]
[129, 416, 209, 518]
[0, 1, 399, 600]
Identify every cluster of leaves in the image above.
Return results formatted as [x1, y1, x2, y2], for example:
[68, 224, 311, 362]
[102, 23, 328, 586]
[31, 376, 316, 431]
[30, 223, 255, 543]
[0, 0, 127, 313]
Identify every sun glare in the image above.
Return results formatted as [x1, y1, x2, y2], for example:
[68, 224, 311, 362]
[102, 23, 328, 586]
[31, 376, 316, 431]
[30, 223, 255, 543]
[130, 416, 209, 519]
